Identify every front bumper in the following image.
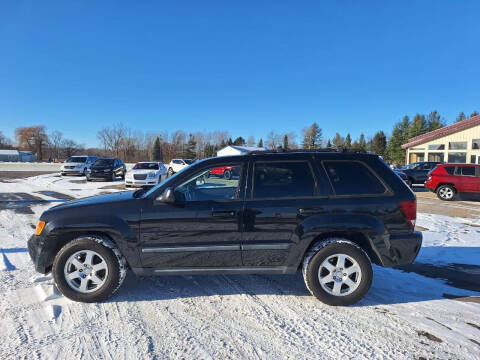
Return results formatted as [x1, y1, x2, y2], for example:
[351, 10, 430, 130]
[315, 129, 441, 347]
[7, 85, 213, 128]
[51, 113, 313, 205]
[28, 234, 51, 274]
[387, 231, 422, 266]
[61, 168, 84, 174]
[125, 179, 158, 187]
[88, 171, 112, 179]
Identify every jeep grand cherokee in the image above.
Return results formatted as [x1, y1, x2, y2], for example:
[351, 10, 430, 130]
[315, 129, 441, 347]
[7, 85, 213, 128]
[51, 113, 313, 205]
[28, 149, 422, 306]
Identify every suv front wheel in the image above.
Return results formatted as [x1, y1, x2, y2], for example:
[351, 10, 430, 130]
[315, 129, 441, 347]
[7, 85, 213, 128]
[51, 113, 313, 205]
[302, 239, 373, 306]
[52, 236, 127, 302]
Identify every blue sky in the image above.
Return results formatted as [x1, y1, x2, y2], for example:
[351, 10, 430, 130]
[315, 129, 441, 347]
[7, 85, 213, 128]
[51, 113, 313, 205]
[0, 1, 479, 147]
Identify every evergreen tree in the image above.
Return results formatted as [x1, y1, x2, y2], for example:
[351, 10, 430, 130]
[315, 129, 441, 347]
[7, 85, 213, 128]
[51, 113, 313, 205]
[471, 111, 480, 118]
[233, 136, 246, 146]
[387, 115, 410, 165]
[219, 139, 226, 148]
[283, 135, 289, 150]
[227, 137, 233, 146]
[151, 136, 162, 161]
[358, 134, 367, 151]
[371, 131, 387, 158]
[302, 122, 323, 149]
[332, 133, 344, 148]
[426, 110, 444, 131]
[185, 134, 197, 159]
[257, 138, 263, 147]
[345, 133, 352, 148]
[456, 112, 466, 122]
[409, 114, 427, 138]
[326, 139, 332, 148]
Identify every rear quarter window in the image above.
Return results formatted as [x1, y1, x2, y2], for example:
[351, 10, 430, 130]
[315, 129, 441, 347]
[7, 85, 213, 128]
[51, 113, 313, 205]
[323, 161, 386, 196]
[444, 166, 455, 175]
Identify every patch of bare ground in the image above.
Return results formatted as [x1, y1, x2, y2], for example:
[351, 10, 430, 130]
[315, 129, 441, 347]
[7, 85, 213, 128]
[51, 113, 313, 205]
[417, 330, 443, 343]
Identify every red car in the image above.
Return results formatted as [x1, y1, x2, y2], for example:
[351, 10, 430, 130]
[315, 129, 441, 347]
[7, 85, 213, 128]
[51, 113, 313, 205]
[424, 163, 480, 201]
[209, 166, 235, 179]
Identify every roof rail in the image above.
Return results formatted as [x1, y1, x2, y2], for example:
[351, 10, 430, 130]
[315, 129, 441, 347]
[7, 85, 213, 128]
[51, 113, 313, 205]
[248, 147, 367, 155]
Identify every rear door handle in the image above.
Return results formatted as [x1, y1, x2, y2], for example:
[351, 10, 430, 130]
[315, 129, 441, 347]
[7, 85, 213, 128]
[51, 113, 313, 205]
[212, 210, 236, 218]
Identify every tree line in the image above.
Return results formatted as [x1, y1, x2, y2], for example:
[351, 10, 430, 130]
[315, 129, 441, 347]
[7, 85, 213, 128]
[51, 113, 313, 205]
[7, 109, 479, 164]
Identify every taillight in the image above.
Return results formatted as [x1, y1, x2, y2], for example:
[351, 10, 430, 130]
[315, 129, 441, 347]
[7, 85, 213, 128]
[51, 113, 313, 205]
[399, 200, 416, 229]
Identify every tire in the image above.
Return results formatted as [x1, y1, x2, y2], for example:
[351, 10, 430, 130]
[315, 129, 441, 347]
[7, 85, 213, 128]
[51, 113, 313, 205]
[83, 168, 87, 176]
[61, 172, 65, 176]
[111, 172, 116, 182]
[121, 171, 125, 180]
[437, 184, 455, 201]
[52, 236, 127, 303]
[302, 238, 373, 306]
[168, 168, 174, 177]
[86, 176, 91, 182]
[223, 170, 232, 180]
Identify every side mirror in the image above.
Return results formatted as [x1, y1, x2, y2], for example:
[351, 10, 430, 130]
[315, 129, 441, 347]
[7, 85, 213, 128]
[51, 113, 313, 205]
[155, 187, 176, 203]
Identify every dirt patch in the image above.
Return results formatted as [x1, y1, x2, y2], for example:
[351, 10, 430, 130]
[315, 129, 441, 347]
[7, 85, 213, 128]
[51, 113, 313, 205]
[470, 339, 480, 346]
[0, 192, 64, 214]
[415, 225, 428, 231]
[0, 171, 58, 180]
[100, 183, 125, 190]
[426, 317, 452, 330]
[35, 191, 74, 200]
[417, 330, 443, 343]
[467, 322, 480, 331]
[442, 294, 480, 304]
[70, 179, 87, 184]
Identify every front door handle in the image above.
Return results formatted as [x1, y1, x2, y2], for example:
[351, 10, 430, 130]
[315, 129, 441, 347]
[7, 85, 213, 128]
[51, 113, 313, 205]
[212, 210, 236, 218]
[298, 207, 323, 215]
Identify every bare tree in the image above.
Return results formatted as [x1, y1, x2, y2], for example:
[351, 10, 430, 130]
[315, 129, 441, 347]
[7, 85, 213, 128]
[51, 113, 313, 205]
[266, 130, 282, 149]
[15, 126, 48, 160]
[97, 123, 126, 157]
[47, 130, 63, 161]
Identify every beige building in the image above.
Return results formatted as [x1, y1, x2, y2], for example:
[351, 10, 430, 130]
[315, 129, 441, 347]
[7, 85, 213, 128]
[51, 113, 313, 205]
[402, 115, 480, 165]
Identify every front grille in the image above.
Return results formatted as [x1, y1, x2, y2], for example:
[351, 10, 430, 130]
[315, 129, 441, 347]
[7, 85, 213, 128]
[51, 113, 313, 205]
[134, 174, 147, 180]
[65, 166, 75, 169]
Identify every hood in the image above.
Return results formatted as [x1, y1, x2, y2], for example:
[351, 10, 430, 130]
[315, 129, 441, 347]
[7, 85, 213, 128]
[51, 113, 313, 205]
[128, 169, 165, 175]
[63, 162, 85, 167]
[91, 164, 113, 170]
[45, 191, 135, 213]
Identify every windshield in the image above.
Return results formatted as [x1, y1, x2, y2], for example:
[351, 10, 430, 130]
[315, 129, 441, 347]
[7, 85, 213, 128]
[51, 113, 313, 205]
[133, 163, 159, 170]
[184, 159, 194, 164]
[143, 158, 209, 197]
[66, 156, 87, 163]
[402, 163, 418, 170]
[94, 159, 114, 166]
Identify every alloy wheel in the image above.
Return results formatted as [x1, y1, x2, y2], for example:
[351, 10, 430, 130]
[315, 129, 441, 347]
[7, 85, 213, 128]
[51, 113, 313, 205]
[64, 250, 109, 293]
[318, 253, 362, 296]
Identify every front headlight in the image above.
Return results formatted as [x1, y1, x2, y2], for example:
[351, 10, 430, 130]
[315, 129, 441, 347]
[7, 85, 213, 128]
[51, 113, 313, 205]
[147, 172, 156, 178]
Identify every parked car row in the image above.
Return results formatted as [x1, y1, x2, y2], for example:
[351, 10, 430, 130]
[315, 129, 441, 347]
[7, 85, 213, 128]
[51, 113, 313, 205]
[61, 156, 196, 186]
[393, 160, 480, 201]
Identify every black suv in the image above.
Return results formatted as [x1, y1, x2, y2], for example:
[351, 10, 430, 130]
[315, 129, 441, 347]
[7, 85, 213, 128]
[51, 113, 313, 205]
[86, 158, 126, 182]
[28, 150, 422, 306]
[398, 161, 442, 185]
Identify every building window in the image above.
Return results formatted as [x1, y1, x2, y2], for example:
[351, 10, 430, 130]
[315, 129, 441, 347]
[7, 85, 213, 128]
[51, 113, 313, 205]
[409, 153, 425, 163]
[428, 153, 444, 162]
[448, 152, 466, 163]
[410, 147, 425, 151]
[471, 155, 476, 164]
[472, 139, 480, 149]
[449, 142, 467, 150]
[428, 144, 445, 150]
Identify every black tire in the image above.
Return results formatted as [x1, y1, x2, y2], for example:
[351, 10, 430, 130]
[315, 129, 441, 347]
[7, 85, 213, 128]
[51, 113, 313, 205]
[302, 239, 373, 306]
[224, 170, 232, 180]
[86, 176, 91, 182]
[61, 172, 65, 176]
[436, 184, 455, 201]
[121, 171, 125, 180]
[168, 168, 174, 177]
[111, 172, 116, 182]
[52, 236, 127, 303]
[83, 168, 87, 176]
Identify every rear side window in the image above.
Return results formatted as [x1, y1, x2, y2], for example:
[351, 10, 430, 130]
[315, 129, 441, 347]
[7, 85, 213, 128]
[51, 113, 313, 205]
[253, 162, 315, 198]
[323, 161, 386, 195]
[461, 167, 475, 176]
[444, 166, 455, 175]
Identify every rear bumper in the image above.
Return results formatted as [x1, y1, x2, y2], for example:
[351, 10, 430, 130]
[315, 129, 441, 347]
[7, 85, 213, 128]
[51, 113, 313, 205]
[27, 234, 51, 274]
[386, 231, 422, 266]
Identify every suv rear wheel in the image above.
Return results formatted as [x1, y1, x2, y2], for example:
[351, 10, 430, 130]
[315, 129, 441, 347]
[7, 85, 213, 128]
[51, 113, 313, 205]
[302, 239, 372, 306]
[437, 184, 455, 201]
[52, 236, 127, 302]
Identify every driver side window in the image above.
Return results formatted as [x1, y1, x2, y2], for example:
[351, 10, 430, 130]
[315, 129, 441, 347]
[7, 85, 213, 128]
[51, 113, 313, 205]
[174, 164, 243, 202]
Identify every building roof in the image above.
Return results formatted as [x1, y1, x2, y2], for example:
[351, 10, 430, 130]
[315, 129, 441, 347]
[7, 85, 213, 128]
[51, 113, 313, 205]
[0, 149, 20, 156]
[217, 145, 266, 155]
[402, 114, 480, 149]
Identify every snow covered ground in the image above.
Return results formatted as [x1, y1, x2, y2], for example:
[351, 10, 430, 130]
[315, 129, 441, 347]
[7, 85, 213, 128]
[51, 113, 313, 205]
[0, 174, 479, 359]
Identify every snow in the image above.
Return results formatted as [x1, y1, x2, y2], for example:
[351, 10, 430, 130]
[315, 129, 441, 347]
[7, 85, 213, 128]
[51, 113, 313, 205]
[0, 174, 479, 359]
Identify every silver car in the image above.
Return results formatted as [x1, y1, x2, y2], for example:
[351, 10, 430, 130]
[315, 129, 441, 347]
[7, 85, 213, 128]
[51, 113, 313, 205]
[61, 156, 98, 176]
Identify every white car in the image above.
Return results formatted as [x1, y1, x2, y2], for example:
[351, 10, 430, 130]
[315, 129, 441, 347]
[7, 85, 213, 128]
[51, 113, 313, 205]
[167, 159, 194, 177]
[61, 156, 98, 176]
[125, 162, 167, 187]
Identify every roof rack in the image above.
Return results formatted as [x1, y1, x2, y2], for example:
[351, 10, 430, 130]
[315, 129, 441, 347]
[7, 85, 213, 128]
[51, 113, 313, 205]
[248, 147, 367, 155]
